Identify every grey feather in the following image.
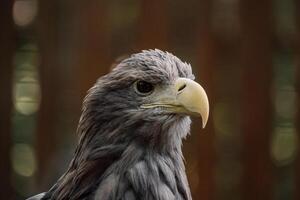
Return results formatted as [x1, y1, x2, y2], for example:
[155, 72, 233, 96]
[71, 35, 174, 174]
[28, 49, 194, 200]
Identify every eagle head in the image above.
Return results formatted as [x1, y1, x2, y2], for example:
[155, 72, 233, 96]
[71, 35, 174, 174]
[39, 49, 209, 200]
[79, 49, 209, 151]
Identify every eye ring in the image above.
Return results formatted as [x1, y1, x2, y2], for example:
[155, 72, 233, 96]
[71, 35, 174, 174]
[134, 80, 154, 96]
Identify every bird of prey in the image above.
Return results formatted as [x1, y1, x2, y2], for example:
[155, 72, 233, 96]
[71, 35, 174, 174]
[28, 49, 209, 200]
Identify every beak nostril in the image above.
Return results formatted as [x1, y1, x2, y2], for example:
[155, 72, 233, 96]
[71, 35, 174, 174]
[178, 83, 186, 92]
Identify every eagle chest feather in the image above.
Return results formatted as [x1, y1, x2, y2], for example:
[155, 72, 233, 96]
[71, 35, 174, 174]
[94, 152, 191, 200]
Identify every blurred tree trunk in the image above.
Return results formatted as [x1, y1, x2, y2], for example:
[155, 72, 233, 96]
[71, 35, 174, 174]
[195, 0, 216, 199]
[0, 1, 15, 199]
[35, 0, 112, 189]
[137, 0, 168, 50]
[211, 1, 241, 199]
[35, 0, 63, 189]
[295, 0, 300, 199]
[71, 1, 111, 100]
[239, 0, 274, 199]
[295, 55, 300, 200]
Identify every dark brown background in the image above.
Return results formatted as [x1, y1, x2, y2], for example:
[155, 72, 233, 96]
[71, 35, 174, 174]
[1, 0, 299, 199]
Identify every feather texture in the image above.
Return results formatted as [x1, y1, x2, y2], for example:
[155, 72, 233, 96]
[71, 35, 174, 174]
[28, 50, 195, 200]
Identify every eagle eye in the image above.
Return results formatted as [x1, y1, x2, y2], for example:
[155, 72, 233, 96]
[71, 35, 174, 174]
[134, 80, 154, 95]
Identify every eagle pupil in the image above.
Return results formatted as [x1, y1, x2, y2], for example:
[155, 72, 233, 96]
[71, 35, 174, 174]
[136, 81, 154, 94]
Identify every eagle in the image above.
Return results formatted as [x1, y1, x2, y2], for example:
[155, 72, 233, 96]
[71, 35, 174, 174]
[28, 49, 209, 200]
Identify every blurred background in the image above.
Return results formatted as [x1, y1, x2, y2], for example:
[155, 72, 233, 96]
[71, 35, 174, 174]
[1, 0, 300, 199]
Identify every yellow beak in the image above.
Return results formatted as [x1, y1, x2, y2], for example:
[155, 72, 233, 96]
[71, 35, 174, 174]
[175, 78, 209, 128]
[141, 78, 209, 128]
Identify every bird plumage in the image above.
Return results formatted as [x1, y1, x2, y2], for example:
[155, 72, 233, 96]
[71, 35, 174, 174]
[28, 49, 208, 200]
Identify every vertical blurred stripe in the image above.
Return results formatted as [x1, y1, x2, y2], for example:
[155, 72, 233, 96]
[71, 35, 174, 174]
[295, 1, 300, 199]
[35, 0, 63, 189]
[136, 0, 168, 50]
[240, 0, 274, 199]
[72, 0, 111, 99]
[0, 0, 15, 199]
[195, 0, 216, 199]
[35, 0, 112, 189]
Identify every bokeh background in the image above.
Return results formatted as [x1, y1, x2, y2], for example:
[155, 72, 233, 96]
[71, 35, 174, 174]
[1, 0, 300, 199]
